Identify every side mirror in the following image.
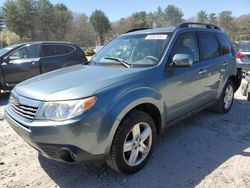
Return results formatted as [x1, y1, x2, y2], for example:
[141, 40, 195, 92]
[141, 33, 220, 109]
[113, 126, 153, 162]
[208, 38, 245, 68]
[2, 56, 9, 63]
[172, 54, 193, 68]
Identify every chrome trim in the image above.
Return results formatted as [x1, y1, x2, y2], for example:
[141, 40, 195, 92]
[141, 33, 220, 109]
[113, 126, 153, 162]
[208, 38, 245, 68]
[8, 92, 41, 121]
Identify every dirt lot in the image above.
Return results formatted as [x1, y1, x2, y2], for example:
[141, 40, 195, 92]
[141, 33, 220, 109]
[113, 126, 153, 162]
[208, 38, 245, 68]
[0, 86, 250, 188]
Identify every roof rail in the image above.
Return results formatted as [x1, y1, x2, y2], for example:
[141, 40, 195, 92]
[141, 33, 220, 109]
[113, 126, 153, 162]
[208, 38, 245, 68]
[178, 22, 222, 31]
[125, 27, 151, 33]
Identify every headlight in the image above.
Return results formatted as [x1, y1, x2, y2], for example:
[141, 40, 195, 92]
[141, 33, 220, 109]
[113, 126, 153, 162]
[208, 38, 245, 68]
[37, 96, 96, 121]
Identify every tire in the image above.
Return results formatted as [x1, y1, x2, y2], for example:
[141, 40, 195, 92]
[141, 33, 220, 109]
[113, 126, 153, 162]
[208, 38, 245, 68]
[107, 110, 156, 174]
[247, 92, 250, 101]
[212, 80, 234, 113]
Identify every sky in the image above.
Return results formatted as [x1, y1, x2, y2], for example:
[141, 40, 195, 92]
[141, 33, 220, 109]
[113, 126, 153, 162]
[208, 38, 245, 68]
[49, 0, 250, 21]
[1, 0, 250, 22]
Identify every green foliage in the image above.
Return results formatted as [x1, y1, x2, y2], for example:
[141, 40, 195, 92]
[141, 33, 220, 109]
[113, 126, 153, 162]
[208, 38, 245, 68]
[90, 10, 111, 45]
[1, 0, 250, 45]
[52, 3, 73, 40]
[35, 0, 54, 40]
[129, 11, 149, 28]
[0, 30, 21, 46]
[0, 7, 5, 31]
[235, 14, 250, 40]
[208, 13, 218, 25]
[112, 5, 184, 35]
[66, 14, 96, 47]
[164, 5, 184, 26]
[218, 11, 238, 40]
[3, 0, 36, 40]
[197, 10, 208, 23]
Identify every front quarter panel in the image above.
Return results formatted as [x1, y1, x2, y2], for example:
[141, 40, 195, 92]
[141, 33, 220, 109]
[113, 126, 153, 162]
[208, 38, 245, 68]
[94, 84, 165, 154]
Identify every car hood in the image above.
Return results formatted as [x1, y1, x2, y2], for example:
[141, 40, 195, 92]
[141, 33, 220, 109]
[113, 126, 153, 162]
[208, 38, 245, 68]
[14, 65, 145, 101]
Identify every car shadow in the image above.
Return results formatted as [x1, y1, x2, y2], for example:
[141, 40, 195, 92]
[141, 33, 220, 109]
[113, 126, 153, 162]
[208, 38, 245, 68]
[0, 92, 10, 120]
[0, 91, 10, 107]
[39, 98, 250, 187]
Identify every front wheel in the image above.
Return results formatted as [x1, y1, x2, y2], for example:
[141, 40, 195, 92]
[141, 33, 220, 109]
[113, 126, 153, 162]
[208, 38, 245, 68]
[107, 110, 156, 174]
[212, 80, 234, 113]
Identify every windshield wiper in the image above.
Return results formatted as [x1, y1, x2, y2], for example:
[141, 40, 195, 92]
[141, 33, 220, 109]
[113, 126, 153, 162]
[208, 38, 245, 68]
[104, 57, 131, 68]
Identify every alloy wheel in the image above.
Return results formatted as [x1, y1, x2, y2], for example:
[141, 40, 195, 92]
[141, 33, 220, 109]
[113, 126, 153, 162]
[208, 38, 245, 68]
[123, 122, 152, 167]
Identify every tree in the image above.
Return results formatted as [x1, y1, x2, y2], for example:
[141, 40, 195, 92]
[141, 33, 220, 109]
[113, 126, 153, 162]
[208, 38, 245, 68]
[3, 0, 35, 40]
[112, 18, 131, 35]
[235, 14, 250, 40]
[197, 10, 208, 23]
[90, 10, 111, 45]
[129, 11, 149, 29]
[52, 3, 72, 40]
[0, 30, 21, 46]
[36, 0, 54, 40]
[147, 7, 166, 28]
[0, 7, 5, 31]
[164, 5, 184, 26]
[112, 11, 150, 35]
[208, 13, 218, 25]
[218, 11, 237, 40]
[66, 14, 96, 47]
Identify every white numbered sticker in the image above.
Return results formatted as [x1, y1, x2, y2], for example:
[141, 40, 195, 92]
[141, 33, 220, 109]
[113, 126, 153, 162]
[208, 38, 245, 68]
[145, 35, 168, 40]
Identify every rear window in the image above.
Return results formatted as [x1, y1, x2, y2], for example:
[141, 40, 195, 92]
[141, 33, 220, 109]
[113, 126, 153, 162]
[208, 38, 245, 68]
[239, 41, 250, 52]
[40, 44, 75, 57]
[198, 32, 220, 60]
[216, 33, 232, 55]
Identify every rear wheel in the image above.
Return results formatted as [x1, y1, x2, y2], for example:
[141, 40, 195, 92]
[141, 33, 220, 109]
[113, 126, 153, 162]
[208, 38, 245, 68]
[212, 80, 234, 113]
[107, 110, 156, 174]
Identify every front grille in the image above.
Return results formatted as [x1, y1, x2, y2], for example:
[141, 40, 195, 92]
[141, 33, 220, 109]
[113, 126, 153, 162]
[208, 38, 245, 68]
[9, 95, 39, 120]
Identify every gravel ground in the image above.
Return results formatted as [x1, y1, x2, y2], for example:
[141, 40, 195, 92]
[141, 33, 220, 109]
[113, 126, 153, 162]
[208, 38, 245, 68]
[0, 84, 250, 188]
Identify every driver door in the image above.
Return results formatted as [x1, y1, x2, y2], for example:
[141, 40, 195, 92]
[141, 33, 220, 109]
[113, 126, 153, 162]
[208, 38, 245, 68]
[1, 44, 40, 86]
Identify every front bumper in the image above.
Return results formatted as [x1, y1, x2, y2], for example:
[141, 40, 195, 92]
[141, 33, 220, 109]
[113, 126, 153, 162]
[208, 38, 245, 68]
[4, 104, 118, 164]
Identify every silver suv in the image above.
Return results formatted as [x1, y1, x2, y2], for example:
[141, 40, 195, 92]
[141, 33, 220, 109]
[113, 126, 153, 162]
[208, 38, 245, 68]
[5, 22, 242, 174]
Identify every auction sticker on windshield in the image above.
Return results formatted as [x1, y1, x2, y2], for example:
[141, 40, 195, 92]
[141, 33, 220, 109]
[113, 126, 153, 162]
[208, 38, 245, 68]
[145, 35, 168, 40]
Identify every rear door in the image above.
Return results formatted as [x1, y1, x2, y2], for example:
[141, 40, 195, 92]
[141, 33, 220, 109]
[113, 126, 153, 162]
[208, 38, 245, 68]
[1, 44, 40, 85]
[39, 44, 78, 73]
[197, 32, 228, 101]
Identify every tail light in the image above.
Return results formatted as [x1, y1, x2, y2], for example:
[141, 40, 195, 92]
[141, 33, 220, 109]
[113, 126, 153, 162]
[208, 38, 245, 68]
[236, 52, 246, 59]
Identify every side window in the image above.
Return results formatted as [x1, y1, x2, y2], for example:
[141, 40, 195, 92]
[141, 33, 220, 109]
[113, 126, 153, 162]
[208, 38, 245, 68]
[216, 33, 232, 55]
[9, 44, 39, 60]
[59, 45, 75, 54]
[40, 45, 74, 57]
[198, 32, 220, 60]
[171, 32, 199, 62]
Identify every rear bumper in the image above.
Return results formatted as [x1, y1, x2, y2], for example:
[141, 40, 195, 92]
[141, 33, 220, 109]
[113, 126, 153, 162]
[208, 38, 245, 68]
[4, 104, 118, 164]
[237, 63, 250, 71]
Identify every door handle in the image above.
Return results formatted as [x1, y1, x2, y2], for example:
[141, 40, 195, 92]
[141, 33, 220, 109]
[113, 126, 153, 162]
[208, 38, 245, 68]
[31, 61, 37, 65]
[198, 69, 207, 74]
[1, 62, 7, 66]
[223, 62, 228, 66]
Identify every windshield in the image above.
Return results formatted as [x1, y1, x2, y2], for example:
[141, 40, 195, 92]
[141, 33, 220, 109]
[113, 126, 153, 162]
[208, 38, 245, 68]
[239, 41, 250, 52]
[92, 33, 170, 67]
[0, 44, 23, 56]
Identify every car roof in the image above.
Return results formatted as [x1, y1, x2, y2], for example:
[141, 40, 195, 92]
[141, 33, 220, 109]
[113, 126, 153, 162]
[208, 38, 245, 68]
[25, 41, 74, 45]
[123, 27, 177, 35]
[123, 22, 225, 36]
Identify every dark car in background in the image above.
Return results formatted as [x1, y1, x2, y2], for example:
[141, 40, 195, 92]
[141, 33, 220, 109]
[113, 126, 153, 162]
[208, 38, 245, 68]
[236, 41, 250, 71]
[0, 41, 87, 93]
